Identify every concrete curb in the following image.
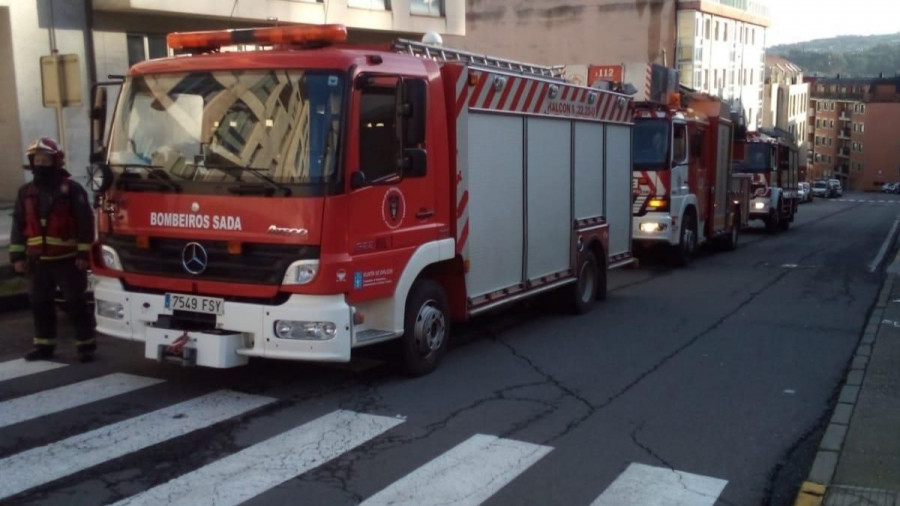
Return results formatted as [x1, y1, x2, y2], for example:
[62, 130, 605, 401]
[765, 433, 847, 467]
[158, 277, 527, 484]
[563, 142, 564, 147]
[792, 274, 896, 506]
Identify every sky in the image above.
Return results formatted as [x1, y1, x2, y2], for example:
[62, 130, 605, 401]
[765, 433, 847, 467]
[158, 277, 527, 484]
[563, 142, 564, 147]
[765, 0, 898, 46]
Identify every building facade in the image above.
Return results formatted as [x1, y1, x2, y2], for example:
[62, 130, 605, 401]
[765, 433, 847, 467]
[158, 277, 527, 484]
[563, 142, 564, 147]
[807, 76, 900, 190]
[675, 0, 769, 130]
[762, 55, 809, 176]
[455, 0, 769, 131]
[0, 0, 465, 202]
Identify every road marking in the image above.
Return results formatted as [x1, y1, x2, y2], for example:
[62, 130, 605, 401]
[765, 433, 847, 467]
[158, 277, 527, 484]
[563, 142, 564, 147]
[113, 410, 403, 506]
[0, 390, 274, 501]
[0, 359, 66, 383]
[0, 373, 164, 428]
[869, 215, 900, 273]
[361, 434, 552, 506]
[590, 463, 728, 506]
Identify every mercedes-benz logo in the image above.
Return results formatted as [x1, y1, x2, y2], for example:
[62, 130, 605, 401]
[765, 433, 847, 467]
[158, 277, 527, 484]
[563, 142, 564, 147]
[181, 242, 208, 275]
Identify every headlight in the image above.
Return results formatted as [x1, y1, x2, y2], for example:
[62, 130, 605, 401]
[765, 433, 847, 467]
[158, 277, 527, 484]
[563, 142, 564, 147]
[754, 202, 767, 210]
[640, 222, 667, 233]
[100, 245, 123, 271]
[274, 320, 337, 340]
[96, 299, 125, 319]
[282, 260, 319, 285]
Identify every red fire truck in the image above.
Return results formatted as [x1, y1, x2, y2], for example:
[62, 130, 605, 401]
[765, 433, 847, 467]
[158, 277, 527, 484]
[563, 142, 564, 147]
[87, 25, 635, 375]
[630, 78, 749, 264]
[732, 129, 799, 232]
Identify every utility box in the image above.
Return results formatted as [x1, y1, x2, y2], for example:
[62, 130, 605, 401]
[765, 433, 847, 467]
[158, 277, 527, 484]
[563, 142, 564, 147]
[40, 53, 82, 108]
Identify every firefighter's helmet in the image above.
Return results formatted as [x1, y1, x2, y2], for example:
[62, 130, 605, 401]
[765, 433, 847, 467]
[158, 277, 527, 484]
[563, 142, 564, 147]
[26, 137, 65, 168]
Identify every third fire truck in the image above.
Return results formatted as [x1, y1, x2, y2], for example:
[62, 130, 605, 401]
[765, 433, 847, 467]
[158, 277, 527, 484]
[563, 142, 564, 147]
[732, 129, 799, 232]
[629, 68, 749, 264]
[86, 26, 635, 375]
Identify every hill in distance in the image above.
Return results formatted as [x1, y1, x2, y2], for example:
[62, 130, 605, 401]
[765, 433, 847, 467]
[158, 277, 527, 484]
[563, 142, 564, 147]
[769, 33, 900, 77]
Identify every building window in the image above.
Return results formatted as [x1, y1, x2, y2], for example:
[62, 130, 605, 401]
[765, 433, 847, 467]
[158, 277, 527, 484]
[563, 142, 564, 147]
[860, 104, 866, 114]
[705, 19, 711, 39]
[348, 0, 390, 9]
[410, 0, 443, 16]
[127, 34, 168, 66]
[724, 24, 729, 41]
[829, 119, 834, 128]
[830, 102, 835, 111]
[860, 123, 865, 133]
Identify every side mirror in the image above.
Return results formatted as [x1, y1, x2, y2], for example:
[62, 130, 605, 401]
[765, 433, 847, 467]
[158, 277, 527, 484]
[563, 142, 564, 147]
[86, 163, 113, 195]
[90, 86, 108, 163]
[399, 148, 427, 178]
[350, 171, 368, 189]
[397, 79, 426, 147]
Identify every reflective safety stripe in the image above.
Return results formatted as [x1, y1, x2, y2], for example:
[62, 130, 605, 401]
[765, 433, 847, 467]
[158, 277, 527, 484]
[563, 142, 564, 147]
[76, 338, 96, 346]
[39, 252, 77, 260]
[26, 237, 43, 246]
[25, 237, 77, 247]
[33, 338, 56, 345]
[8, 245, 25, 253]
[77, 243, 91, 252]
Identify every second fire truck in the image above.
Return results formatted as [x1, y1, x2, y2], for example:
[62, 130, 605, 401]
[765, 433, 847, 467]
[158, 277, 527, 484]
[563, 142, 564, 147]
[733, 129, 799, 232]
[628, 66, 749, 264]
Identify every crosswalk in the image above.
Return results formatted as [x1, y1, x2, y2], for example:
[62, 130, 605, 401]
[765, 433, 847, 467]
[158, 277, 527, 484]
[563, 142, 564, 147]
[0, 359, 730, 505]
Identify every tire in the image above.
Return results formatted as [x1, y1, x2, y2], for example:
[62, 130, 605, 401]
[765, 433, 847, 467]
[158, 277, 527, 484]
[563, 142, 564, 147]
[398, 279, 449, 377]
[766, 202, 781, 234]
[779, 211, 791, 231]
[672, 211, 697, 267]
[596, 251, 608, 302]
[722, 212, 740, 251]
[570, 250, 598, 314]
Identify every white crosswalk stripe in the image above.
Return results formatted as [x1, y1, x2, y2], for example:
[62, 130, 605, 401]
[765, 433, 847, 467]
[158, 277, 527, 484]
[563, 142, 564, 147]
[0, 390, 274, 501]
[590, 463, 728, 506]
[0, 373, 164, 429]
[360, 434, 552, 506]
[112, 410, 403, 506]
[0, 359, 66, 383]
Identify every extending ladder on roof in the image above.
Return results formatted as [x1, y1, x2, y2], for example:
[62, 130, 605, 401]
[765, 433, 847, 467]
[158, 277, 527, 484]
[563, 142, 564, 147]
[392, 39, 566, 80]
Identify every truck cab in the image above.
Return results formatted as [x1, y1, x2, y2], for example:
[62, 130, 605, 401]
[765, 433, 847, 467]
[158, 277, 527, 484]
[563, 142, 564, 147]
[733, 131, 798, 232]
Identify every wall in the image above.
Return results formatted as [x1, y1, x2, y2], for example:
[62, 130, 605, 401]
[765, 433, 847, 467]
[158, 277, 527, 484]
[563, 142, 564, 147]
[860, 102, 900, 190]
[0, 7, 23, 201]
[448, 0, 677, 68]
[0, 0, 91, 197]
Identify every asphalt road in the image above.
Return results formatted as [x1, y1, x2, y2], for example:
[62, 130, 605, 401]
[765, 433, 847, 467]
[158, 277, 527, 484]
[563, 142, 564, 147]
[0, 193, 897, 506]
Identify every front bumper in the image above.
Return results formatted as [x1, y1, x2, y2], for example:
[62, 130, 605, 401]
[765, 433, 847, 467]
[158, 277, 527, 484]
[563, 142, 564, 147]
[93, 276, 352, 367]
[749, 198, 771, 219]
[632, 214, 678, 246]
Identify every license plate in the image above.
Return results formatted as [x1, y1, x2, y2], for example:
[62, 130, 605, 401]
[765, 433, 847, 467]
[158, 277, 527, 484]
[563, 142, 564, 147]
[165, 293, 225, 315]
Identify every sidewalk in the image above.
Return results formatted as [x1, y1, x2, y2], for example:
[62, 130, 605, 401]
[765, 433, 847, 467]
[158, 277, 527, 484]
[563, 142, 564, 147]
[795, 268, 900, 505]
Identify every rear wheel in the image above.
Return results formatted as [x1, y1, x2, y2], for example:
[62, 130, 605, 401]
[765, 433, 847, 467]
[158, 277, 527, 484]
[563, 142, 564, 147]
[570, 251, 598, 314]
[722, 212, 740, 251]
[766, 201, 781, 234]
[399, 279, 449, 377]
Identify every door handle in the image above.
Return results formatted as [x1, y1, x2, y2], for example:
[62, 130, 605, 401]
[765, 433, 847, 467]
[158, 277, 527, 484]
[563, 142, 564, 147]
[416, 208, 435, 219]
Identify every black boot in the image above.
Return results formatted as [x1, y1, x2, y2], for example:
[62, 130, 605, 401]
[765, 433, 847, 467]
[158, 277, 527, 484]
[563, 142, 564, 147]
[24, 347, 55, 361]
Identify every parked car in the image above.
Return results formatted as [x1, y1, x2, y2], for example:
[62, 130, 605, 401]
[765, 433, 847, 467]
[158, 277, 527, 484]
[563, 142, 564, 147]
[812, 180, 831, 198]
[881, 182, 896, 193]
[798, 182, 812, 202]
[828, 179, 843, 197]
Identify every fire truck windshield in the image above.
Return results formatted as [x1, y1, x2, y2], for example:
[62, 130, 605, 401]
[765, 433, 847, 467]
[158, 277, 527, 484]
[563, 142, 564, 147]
[735, 143, 774, 173]
[108, 70, 344, 193]
[633, 119, 670, 169]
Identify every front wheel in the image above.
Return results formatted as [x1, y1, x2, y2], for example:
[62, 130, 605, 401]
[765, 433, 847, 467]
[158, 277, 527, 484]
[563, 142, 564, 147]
[722, 212, 740, 251]
[398, 279, 449, 377]
[570, 251, 598, 314]
[672, 212, 697, 266]
[766, 202, 781, 234]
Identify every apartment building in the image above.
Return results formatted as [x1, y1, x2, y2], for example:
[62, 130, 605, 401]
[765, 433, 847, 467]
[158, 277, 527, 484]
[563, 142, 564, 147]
[675, 0, 769, 130]
[0, 0, 465, 201]
[456, 0, 769, 131]
[762, 55, 809, 176]
[807, 75, 900, 190]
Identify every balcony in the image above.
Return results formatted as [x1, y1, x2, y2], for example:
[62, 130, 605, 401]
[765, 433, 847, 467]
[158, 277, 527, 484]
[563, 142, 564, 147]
[838, 148, 850, 158]
[837, 165, 850, 175]
[838, 129, 851, 139]
[839, 113, 852, 121]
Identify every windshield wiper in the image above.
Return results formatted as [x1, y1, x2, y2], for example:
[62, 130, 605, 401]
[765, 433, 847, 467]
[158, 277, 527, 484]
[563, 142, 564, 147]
[108, 163, 182, 192]
[204, 164, 292, 197]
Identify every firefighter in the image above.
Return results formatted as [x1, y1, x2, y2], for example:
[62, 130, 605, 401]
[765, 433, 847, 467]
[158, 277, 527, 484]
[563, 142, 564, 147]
[9, 138, 97, 362]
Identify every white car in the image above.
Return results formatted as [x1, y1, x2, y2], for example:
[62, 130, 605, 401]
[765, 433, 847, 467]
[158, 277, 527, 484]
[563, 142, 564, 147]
[797, 182, 812, 202]
[828, 179, 843, 197]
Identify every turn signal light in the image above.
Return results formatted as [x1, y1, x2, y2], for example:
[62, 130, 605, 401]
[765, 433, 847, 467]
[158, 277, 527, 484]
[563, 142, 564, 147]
[135, 235, 150, 249]
[227, 241, 242, 255]
[648, 198, 667, 209]
[167, 24, 348, 52]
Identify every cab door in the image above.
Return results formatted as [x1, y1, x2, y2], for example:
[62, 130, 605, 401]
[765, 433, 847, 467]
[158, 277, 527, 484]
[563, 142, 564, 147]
[345, 74, 436, 309]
